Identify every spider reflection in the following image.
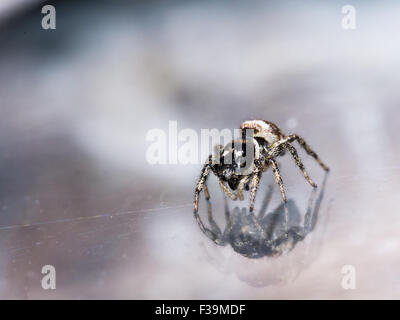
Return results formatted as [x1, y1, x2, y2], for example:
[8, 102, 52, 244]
[194, 173, 328, 258]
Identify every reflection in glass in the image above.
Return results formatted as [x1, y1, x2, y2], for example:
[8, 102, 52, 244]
[195, 173, 328, 259]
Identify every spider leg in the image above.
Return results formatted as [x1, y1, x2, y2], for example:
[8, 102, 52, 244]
[203, 183, 210, 200]
[249, 171, 261, 212]
[270, 159, 287, 203]
[237, 176, 250, 200]
[201, 142, 227, 202]
[288, 134, 329, 171]
[193, 156, 212, 214]
[218, 179, 237, 201]
[286, 143, 317, 188]
[193, 157, 226, 245]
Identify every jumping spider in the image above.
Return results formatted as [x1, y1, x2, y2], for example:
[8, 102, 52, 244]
[194, 120, 329, 214]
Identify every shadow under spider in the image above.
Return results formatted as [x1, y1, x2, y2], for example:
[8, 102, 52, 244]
[195, 172, 329, 259]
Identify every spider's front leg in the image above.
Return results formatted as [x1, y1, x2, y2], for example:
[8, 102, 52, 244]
[270, 159, 287, 203]
[286, 143, 317, 188]
[249, 170, 262, 212]
[218, 179, 237, 201]
[203, 184, 210, 201]
[194, 156, 212, 214]
[237, 176, 250, 201]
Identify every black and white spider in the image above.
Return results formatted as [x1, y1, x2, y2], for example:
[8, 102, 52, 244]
[194, 120, 329, 215]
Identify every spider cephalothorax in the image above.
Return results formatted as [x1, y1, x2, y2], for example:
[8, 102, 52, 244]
[194, 120, 329, 215]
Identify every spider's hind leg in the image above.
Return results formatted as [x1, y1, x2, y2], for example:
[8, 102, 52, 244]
[287, 143, 317, 188]
[288, 134, 329, 171]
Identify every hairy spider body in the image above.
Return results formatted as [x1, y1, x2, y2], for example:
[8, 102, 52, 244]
[194, 120, 329, 215]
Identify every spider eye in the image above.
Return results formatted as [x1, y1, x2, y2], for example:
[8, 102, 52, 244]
[228, 176, 239, 190]
[223, 169, 232, 179]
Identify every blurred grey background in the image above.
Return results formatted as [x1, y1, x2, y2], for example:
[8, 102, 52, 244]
[0, 0, 399, 299]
